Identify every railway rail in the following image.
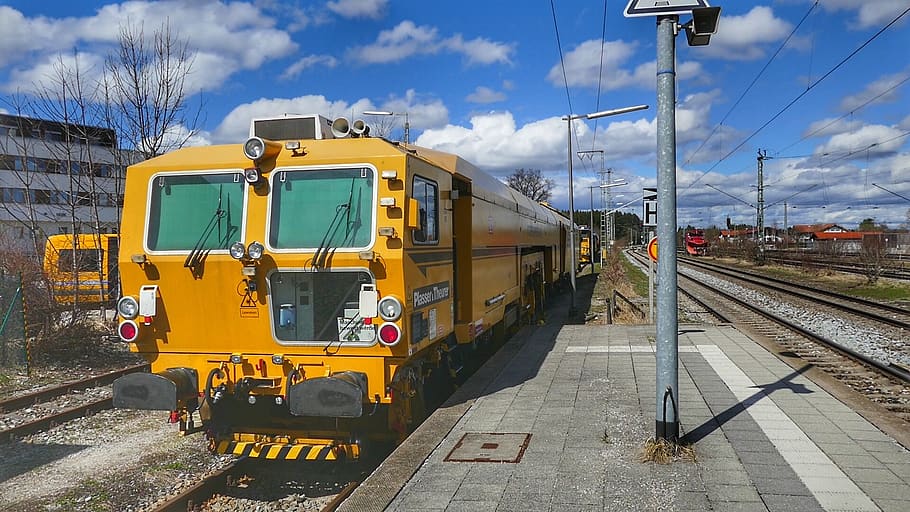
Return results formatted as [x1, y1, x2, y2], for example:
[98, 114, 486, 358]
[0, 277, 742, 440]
[0, 364, 148, 443]
[680, 256, 910, 329]
[761, 251, 910, 281]
[149, 457, 365, 511]
[628, 250, 910, 423]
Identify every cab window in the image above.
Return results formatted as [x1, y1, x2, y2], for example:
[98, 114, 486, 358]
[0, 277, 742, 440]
[412, 176, 438, 244]
[147, 172, 244, 251]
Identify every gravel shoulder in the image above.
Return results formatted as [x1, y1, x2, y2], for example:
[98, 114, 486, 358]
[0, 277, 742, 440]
[0, 408, 231, 512]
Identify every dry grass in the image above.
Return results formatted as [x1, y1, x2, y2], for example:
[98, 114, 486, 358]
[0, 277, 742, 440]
[639, 437, 696, 464]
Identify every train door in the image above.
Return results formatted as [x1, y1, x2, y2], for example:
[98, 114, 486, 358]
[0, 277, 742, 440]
[452, 177, 472, 328]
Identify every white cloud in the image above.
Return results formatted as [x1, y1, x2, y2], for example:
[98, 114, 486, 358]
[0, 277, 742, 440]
[0, 7, 66, 69]
[4, 52, 105, 95]
[348, 20, 514, 66]
[445, 35, 514, 65]
[414, 110, 654, 179]
[546, 39, 702, 90]
[211, 91, 448, 144]
[156, 123, 212, 151]
[366, 89, 450, 134]
[839, 71, 910, 112]
[816, 0, 910, 29]
[814, 124, 907, 157]
[697, 6, 794, 60]
[281, 54, 339, 80]
[326, 0, 388, 20]
[213, 95, 370, 143]
[804, 117, 866, 139]
[466, 86, 506, 104]
[0, 2, 297, 95]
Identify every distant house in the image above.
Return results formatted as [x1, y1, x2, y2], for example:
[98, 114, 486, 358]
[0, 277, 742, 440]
[719, 228, 756, 240]
[791, 224, 848, 246]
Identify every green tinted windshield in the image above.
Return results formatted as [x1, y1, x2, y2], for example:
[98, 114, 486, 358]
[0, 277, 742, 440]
[269, 168, 374, 249]
[147, 173, 244, 251]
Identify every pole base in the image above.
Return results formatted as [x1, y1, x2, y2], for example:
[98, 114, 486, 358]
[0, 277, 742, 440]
[655, 420, 679, 442]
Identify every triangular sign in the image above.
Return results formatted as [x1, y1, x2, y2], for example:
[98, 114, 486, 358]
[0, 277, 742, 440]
[624, 0, 710, 18]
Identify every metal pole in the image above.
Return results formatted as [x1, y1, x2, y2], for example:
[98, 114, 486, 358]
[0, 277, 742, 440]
[566, 116, 577, 317]
[648, 253, 654, 324]
[404, 112, 410, 145]
[655, 15, 679, 442]
[757, 150, 766, 257]
[606, 167, 613, 248]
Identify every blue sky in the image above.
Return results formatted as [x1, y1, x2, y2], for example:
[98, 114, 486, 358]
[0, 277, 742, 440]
[1, 0, 908, 231]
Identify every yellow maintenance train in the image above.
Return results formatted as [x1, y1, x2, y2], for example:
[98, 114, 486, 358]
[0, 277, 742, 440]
[112, 114, 572, 461]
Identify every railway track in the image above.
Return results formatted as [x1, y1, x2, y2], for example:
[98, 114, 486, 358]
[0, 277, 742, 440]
[628, 250, 910, 423]
[149, 457, 365, 512]
[0, 364, 148, 443]
[762, 252, 910, 281]
[681, 255, 910, 327]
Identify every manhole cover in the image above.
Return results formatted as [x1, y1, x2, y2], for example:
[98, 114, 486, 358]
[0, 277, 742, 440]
[445, 433, 531, 463]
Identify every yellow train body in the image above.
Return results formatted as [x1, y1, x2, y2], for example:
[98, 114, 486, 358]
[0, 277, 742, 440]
[112, 115, 570, 460]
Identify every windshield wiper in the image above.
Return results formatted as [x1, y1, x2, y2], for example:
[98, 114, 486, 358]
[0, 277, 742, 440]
[319, 279, 365, 353]
[184, 187, 225, 272]
[312, 178, 357, 269]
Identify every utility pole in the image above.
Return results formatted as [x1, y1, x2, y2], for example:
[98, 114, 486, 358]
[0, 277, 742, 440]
[757, 149, 770, 250]
[655, 14, 680, 442]
[579, 149, 607, 262]
[783, 201, 788, 250]
[605, 167, 614, 248]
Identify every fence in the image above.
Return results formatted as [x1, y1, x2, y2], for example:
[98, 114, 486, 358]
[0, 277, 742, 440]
[0, 273, 27, 369]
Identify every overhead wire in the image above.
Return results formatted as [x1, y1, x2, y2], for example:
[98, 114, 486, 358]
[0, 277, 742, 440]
[774, 72, 910, 156]
[683, 1, 820, 170]
[590, 0, 609, 151]
[684, 5, 910, 193]
[578, 0, 611, 182]
[549, 0, 574, 117]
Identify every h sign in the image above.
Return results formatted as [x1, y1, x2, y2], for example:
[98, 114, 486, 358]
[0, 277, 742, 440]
[643, 187, 657, 227]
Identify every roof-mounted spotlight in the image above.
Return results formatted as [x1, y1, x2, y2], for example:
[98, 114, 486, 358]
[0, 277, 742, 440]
[243, 136, 281, 162]
[684, 7, 721, 47]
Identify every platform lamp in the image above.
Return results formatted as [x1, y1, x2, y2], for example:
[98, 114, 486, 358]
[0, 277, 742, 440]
[564, 105, 648, 317]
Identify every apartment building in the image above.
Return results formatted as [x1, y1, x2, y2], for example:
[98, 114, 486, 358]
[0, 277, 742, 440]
[0, 113, 132, 253]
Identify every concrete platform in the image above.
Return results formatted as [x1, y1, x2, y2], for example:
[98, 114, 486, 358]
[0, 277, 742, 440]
[339, 319, 910, 512]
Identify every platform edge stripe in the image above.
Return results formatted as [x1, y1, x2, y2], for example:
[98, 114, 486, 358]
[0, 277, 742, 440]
[695, 344, 880, 512]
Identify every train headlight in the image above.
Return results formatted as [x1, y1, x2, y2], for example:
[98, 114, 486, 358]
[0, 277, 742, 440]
[243, 167, 261, 184]
[229, 242, 246, 260]
[117, 296, 139, 319]
[247, 241, 264, 260]
[378, 323, 401, 346]
[118, 320, 139, 342]
[243, 137, 266, 160]
[378, 296, 402, 321]
[243, 136, 281, 162]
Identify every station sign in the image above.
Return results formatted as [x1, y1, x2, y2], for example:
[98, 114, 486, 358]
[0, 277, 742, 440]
[643, 187, 657, 227]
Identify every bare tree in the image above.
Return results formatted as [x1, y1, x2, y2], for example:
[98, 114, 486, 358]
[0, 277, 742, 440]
[33, 51, 112, 310]
[0, 95, 48, 260]
[104, 20, 201, 159]
[506, 168, 555, 202]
